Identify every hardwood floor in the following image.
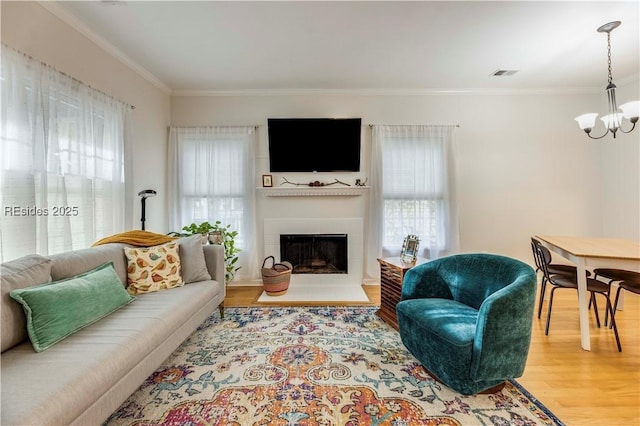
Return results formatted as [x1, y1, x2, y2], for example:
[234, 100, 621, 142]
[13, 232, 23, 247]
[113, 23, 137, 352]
[225, 284, 640, 425]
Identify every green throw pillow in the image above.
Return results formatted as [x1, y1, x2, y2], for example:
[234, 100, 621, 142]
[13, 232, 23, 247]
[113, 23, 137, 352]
[9, 261, 135, 352]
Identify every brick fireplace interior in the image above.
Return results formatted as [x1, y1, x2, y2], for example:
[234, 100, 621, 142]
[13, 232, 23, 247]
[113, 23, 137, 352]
[263, 218, 363, 287]
[280, 233, 348, 274]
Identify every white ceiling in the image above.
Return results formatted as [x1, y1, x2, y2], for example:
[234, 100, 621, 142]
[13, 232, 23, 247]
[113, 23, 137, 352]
[53, 1, 640, 94]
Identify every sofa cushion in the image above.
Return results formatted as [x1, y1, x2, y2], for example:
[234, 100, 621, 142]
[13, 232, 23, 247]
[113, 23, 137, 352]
[50, 242, 130, 285]
[0, 280, 223, 426]
[9, 262, 135, 352]
[178, 235, 212, 283]
[1, 255, 52, 352]
[124, 241, 184, 294]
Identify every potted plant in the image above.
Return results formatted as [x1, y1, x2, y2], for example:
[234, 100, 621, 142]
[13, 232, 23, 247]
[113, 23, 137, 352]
[169, 221, 241, 283]
[210, 221, 241, 283]
[176, 221, 215, 244]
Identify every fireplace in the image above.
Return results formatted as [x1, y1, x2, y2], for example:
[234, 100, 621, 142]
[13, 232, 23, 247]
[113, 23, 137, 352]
[263, 218, 363, 286]
[280, 234, 348, 274]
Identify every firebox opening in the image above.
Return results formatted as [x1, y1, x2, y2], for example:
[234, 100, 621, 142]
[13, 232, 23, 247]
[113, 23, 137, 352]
[280, 234, 348, 274]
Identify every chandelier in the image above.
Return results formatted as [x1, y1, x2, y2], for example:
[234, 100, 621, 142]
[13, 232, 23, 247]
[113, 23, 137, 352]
[574, 21, 639, 139]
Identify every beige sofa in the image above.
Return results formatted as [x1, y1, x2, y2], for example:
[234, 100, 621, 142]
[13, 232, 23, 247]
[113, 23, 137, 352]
[1, 239, 225, 426]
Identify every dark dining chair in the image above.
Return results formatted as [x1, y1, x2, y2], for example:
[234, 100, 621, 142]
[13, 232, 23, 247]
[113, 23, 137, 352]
[593, 269, 640, 326]
[612, 281, 640, 314]
[533, 241, 621, 351]
[594, 269, 640, 284]
[530, 238, 591, 319]
[610, 281, 640, 351]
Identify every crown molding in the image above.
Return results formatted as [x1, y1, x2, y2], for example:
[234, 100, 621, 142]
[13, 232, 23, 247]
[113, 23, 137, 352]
[172, 73, 639, 97]
[36, 2, 640, 99]
[39, 1, 171, 94]
[171, 87, 611, 97]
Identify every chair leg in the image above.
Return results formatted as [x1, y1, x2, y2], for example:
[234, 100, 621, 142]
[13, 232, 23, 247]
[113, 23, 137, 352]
[591, 293, 601, 328]
[605, 295, 622, 352]
[537, 277, 547, 319]
[610, 286, 624, 329]
[545, 286, 558, 335]
[603, 279, 614, 326]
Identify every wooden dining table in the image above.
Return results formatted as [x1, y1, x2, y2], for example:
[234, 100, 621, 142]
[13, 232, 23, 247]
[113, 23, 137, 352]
[535, 235, 640, 350]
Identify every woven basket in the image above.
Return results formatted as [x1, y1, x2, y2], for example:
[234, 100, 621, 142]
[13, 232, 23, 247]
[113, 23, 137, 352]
[261, 256, 292, 296]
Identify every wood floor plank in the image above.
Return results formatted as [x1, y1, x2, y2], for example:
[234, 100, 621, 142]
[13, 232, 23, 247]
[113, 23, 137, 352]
[225, 283, 640, 424]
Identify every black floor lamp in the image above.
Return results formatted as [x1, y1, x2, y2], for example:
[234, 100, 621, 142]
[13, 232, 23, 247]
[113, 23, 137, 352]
[138, 189, 157, 230]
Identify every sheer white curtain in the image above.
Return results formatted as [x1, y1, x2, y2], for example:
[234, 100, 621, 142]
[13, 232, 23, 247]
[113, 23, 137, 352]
[168, 126, 258, 281]
[366, 125, 459, 278]
[0, 46, 131, 262]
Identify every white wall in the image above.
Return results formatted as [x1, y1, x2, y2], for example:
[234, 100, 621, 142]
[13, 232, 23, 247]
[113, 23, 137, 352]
[4, 1, 638, 274]
[171, 89, 638, 274]
[598, 80, 640, 241]
[1, 1, 171, 233]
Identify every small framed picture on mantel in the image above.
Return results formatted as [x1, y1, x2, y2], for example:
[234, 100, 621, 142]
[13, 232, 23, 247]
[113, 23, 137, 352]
[262, 174, 273, 187]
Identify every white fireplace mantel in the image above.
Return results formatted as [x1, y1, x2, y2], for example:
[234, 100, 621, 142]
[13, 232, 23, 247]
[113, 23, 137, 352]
[257, 186, 369, 197]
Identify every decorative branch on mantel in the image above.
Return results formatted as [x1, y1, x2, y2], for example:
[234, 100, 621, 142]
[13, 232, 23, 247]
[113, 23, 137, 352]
[281, 177, 351, 187]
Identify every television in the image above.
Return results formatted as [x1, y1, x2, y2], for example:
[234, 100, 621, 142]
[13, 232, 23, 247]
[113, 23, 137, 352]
[268, 118, 362, 172]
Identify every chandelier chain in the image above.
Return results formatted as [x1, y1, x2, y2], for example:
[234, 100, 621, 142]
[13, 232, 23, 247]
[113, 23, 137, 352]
[607, 32, 613, 84]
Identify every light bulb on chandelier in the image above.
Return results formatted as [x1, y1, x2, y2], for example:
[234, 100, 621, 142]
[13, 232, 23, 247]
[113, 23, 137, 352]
[574, 21, 639, 139]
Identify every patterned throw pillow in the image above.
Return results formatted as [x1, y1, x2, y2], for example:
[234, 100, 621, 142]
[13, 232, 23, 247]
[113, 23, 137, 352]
[124, 242, 184, 295]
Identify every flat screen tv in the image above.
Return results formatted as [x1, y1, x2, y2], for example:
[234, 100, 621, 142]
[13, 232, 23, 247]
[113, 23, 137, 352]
[268, 118, 361, 172]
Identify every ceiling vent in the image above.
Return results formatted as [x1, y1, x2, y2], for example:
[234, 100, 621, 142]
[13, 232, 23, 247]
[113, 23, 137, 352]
[490, 69, 519, 77]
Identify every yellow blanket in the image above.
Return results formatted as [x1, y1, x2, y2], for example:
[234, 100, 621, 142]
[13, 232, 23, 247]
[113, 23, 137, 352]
[92, 230, 177, 247]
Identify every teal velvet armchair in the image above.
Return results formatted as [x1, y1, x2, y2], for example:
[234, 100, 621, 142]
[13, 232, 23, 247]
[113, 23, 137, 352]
[396, 253, 537, 395]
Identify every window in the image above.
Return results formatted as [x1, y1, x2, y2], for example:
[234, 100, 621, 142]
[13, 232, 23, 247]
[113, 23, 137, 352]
[168, 126, 257, 280]
[381, 137, 445, 250]
[0, 46, 130, 262]
[368, 125, 458, 267]
[180, 135, 246, 246]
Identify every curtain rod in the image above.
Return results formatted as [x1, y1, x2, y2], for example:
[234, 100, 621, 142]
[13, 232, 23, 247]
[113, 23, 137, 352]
[168, 125, 260, 129]
[368, 124, 460, 127]
[170, 125, 260, 128]
[2, 43, 135, 110]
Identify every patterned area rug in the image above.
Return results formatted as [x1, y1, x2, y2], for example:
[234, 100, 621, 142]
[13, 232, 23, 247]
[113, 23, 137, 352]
[106, 307, 562, 426]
